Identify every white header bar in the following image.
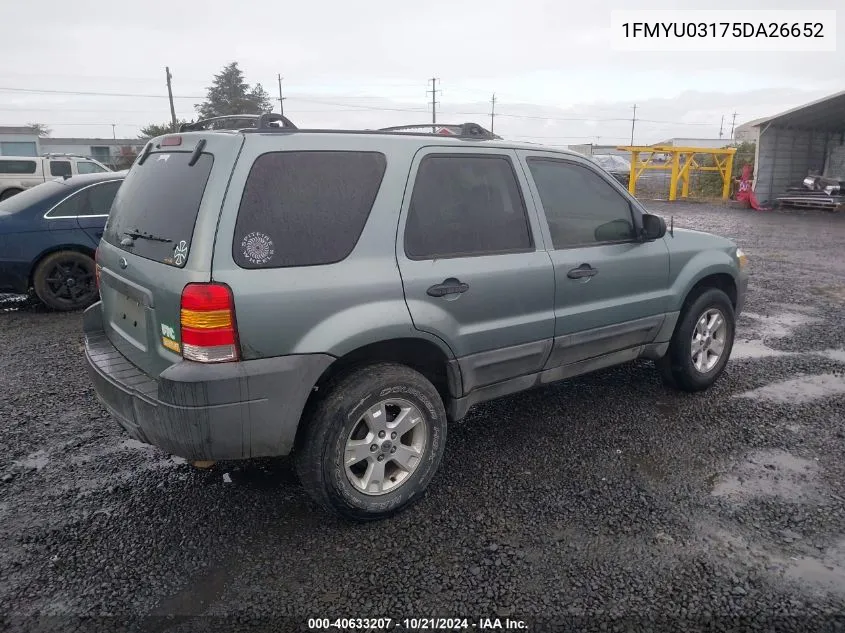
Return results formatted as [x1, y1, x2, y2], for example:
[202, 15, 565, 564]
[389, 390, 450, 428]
[610, 10, 837, 52]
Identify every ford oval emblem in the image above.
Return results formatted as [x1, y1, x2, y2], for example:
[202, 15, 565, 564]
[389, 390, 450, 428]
[119, 257, 128, 269]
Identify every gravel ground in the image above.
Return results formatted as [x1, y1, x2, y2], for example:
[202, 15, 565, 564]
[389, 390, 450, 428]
[2, 203, 845, 633]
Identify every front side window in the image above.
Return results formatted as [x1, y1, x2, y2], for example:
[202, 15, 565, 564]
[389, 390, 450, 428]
[77, 161, 108, 174]
[50, 161, 72, 177]
[404, 154, 532, 259]
[527, 159, 636, 249]
[232, 151, 387, 269]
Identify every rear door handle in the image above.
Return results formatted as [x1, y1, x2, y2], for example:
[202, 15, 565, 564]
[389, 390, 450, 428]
[567, 264, 598, 279]
[427, 278, 470, 297]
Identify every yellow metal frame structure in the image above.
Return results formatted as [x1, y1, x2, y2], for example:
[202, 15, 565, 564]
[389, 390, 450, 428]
[616, 145, 737, 201]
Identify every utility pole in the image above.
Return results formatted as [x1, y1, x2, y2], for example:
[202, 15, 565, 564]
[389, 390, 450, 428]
[630, 103, 637, 146]
[730, 112, 738, 139]
[490, 93, 496, 134]
[427, 78, 440, 133]
[719, 115, 725, 139]
[165, 67, 177, 130]
[277, 74, 286, 116]
[111, 124, 116, 141]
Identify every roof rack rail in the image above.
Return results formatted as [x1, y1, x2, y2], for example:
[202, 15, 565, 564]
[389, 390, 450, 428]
[378, 122, 500, 140]
[179, 113, 298, 133]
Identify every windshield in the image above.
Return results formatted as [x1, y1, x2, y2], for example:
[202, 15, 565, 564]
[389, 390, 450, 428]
[0, 181, 67, 215]
[103, 152, 214, 266]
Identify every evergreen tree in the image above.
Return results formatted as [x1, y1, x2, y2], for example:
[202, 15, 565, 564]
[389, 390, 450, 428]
[195, 62, 272, 119]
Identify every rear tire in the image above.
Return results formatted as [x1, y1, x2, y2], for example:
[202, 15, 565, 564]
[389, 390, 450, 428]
[33, 251, 98, 311]
[295, 363, 447, 521]
[0, 188, 22, 201]
[656, 287, 735, 392]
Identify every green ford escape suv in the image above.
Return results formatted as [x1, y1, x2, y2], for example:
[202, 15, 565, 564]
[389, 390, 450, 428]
[84, 114, 749, 520]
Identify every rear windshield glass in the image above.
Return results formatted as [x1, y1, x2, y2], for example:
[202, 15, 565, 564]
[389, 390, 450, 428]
[0, 181, 67, 215]
[103, 152, 214, 267]
[232, 151, 386, 268]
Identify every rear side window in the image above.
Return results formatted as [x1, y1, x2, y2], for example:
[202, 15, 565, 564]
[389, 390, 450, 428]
[50, 161, 72, 177]
[103, 152, 214, 266]
[0, 160, 37, 174]
[45, 181, 122, 218]
[404, 154, 533, 259]
[232, 151, 386, 268]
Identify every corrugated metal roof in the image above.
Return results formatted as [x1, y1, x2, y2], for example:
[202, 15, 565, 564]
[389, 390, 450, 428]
[748, 89, 845, 131]
[0, 126, 39, 135]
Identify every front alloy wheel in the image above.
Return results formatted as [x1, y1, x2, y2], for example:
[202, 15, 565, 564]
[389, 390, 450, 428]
[691, 308, 727, 373]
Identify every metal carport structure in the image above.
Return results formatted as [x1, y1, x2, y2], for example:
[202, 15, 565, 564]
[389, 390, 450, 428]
[743, 90, 845, 204]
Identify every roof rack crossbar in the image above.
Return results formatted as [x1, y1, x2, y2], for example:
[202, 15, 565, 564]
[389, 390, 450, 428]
[377, 122, 499, 139]
[179, 113, 298, 132]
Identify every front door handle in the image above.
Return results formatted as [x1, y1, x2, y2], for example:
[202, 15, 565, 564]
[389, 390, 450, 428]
[427, 278, 470, 297]
[567, 264, 598, 279]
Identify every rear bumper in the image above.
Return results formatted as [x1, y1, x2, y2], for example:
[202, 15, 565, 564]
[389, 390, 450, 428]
[83, 302, 334, 460]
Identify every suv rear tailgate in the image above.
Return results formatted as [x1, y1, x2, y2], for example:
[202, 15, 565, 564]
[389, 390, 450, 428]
[95, 133, 243, 378]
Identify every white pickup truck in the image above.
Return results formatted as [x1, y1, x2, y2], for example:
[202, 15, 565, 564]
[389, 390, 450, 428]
[0, 154, 111, 201]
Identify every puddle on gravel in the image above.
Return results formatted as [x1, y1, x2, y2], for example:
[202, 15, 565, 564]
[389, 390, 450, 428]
[72, 438, 159, 464]
[12, 450, 50, 472]
[819, 349, 845, 363]
[741, 310, 821, 340]
[711, 449, 820, 502]
[736, 373, 845, 404]
[784, 539, 845, 594]
[697, 523, 845, 597]
[731, 339, 794, 360]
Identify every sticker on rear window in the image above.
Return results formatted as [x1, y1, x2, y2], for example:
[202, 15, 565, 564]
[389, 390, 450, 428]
[173, 240, 188, 265]
[241, 232, 275, 265]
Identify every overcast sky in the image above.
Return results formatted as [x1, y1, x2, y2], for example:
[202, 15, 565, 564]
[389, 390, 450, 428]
[1, 0, 841, 145]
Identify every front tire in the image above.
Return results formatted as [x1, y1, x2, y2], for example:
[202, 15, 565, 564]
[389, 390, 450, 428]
[0, 188, 22, 201]
[33, 251, 98, 311]
[295, 363, 447, 521]
[657, 287, 735, 392]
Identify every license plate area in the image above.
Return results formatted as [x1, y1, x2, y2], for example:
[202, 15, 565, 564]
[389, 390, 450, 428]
[109, 291, 148, 350]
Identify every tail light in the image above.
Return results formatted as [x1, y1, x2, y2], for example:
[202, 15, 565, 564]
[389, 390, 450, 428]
[179, 283, 239, 363]
[94, 247, 101, 289]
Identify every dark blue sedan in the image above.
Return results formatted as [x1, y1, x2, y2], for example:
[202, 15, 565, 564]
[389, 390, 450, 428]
[0, 171, 126, 310]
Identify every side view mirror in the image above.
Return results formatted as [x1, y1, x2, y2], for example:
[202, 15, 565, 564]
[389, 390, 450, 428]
[641, 213, 666, 241]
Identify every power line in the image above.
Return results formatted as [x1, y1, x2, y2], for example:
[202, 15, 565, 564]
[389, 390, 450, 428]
[0, 86, 204, 99]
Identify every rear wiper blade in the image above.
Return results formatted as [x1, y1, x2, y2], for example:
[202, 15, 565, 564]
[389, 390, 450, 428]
[121, 230, 173, 244]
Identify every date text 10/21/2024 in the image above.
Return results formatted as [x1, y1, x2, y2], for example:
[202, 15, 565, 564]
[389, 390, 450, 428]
[307, 618, 529, 630]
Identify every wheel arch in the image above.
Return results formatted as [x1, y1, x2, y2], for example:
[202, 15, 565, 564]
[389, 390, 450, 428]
[293, 336, 460, 451]
[683, 272, 738, 311]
